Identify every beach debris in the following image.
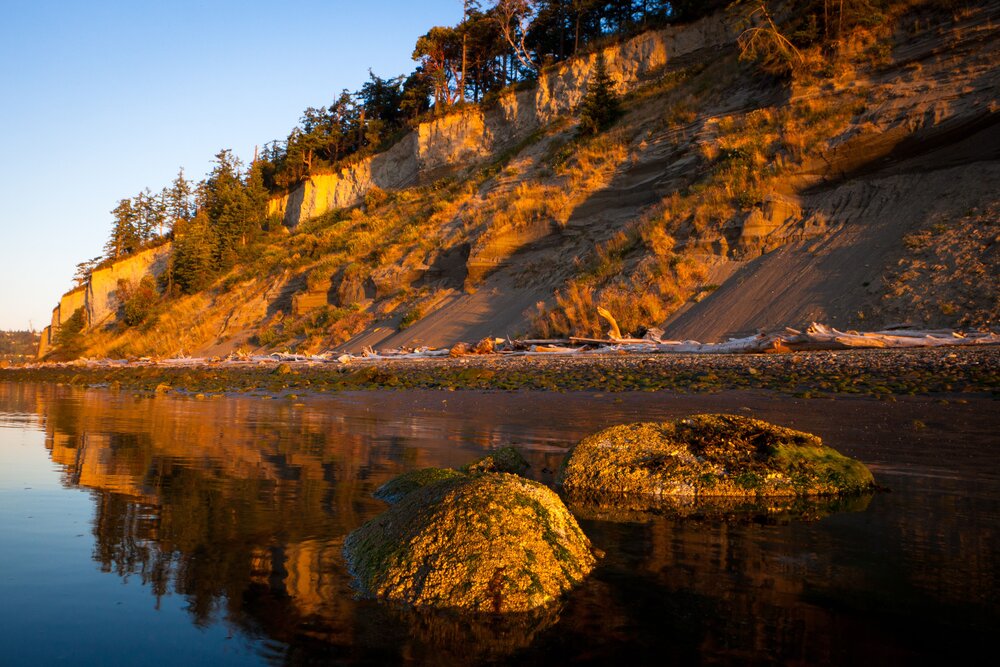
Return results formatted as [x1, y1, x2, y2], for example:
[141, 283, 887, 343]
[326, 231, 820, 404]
[597, 306, 623, 341]
[18, 322, 999, 370]
[472, 337, 499, 354]
[450, 341, 472, 357]
[643, 327, 665, 343]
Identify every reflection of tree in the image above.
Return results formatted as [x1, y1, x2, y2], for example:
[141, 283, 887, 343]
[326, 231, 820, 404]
[4, 382, 997, 663]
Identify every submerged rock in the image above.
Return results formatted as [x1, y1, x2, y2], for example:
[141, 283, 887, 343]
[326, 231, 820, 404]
[461, 446, 530, 476]
[345, 473, 596, 612]
[559, 414, 875, 504]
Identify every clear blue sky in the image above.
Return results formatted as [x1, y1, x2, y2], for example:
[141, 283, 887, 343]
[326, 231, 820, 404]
[0, 0, 462, 331]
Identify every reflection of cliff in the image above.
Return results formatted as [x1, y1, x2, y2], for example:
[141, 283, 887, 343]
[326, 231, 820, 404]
[16, 382, 550, 654]
[3, 382, 996, 662]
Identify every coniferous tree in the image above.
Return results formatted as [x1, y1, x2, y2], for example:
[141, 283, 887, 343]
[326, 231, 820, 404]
[52, 307, 86, 359]
[170, 211, 217, 293]
[578, 52, 620, 135]
[163, 168, 194, 233]
[244, 159, 270, 228]
[73, 256, 102, 287]
[200, 150, 255, 266]
[400, 68, 433, 121]
[133, 188, 166, 241]
[104, 198, 141, 259]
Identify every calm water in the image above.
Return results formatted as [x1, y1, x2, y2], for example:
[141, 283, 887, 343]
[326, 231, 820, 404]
[0, 382, 997, 665]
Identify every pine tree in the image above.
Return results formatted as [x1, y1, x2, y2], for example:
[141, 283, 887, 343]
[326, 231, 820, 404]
[133, 188, 165, 242]
[163, 169, 193, 234]
[200, 149, 254, 267]
[104, 198, 141, 259]
[170, 211, 217, 294]
[578, 52, 620, 136]
[52, 307, 86, 360]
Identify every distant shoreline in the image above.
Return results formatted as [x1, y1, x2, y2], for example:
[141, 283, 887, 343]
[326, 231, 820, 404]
[3, 347, 997, 398]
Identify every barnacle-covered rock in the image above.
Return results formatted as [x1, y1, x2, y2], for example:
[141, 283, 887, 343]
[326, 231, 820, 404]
[345, 473, 595, 612]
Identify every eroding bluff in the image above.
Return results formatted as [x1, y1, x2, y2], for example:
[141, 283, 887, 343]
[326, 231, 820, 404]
[37, 244, 171, 358]
[268, 11, 733, 228]
[344, 473, 596, 613]
[559, 414, 876, 504]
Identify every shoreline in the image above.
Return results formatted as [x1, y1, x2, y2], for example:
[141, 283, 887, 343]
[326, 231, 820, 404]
[3, 346, 997, 398]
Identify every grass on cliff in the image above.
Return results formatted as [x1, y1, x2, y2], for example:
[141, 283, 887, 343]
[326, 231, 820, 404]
[527, 17, 894, 339]
[58, 0, 975, 358]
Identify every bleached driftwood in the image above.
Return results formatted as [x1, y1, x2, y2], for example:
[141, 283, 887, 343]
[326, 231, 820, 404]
[651, 323, 1000, 354]
[28, 323, 996, 370]
[597, 307, 623, 341]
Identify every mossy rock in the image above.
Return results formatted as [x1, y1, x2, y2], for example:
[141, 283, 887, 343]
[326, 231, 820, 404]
[559, 414, 875, 506]
[345, 473, 596, 612]
[461, 446, 530, 476]
[374, 467, 466, 504]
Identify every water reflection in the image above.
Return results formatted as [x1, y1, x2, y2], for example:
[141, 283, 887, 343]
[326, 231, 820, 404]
[1, 382, 997, 664]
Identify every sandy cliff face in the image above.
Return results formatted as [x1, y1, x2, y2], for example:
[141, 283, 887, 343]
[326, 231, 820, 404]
[40, 245, 173, 357]
[36, 327, 51, 358]
[269, 133, 420, 226]
[51, 288, 86, 332]
[269, 13, 734, 228]
[345, 2, 1000, 349]
[37, 287, 88, 357]
[86, 245, 171, 328]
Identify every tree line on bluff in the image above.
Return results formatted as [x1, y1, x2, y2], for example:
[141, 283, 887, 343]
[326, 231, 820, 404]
[87, 1, 723, 299]
[83, 0, 892, 327]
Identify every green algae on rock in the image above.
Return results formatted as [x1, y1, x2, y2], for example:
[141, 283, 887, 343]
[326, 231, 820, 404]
[461, 446, 530, 476]
[373, 467, 467, 503]
[345, 473, 596, 612]
[372, 447, 529, 504]
[559, 414, 875, 505]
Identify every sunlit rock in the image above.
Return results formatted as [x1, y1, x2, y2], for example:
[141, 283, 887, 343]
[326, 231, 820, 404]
[374, 447, 529, 506]
[559, 414, 875, 509]
[346, 473, 596, 612]
[373, 467, 466, 504]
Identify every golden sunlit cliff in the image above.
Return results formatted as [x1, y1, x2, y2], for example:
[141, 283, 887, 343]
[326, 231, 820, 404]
[39, 0, 1000, 360]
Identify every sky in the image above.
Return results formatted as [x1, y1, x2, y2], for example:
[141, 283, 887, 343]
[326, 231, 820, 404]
[0, 0, 462, 331]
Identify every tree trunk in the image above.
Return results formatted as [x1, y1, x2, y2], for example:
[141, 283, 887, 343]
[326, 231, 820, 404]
[461, 33, 467, 104]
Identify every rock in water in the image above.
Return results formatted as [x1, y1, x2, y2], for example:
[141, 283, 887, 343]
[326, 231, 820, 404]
[461, 446, 530, 475]
[373, 467, 467, 504]
[372, 448, 529, 504]
[344, 473, 596, 612]
[559, 414, 875, 501]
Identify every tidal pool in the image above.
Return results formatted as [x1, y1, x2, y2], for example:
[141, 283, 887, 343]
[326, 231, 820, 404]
[0, 382, 996, 664]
